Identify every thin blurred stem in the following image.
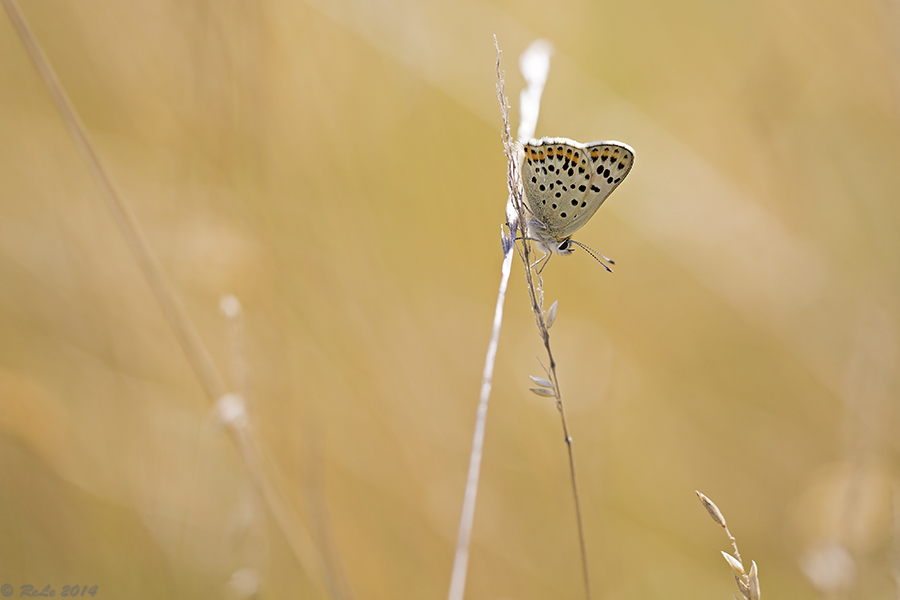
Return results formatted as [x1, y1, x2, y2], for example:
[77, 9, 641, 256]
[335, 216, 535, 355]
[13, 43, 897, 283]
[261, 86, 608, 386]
[521, 267, 593, 600]
[548, 350, 592, 600]
[2, 2, 339, 597]
[447, 239, 514, 600]
[1, 0, 228, 403]
[726, 523, 743, 567]
[446, 40, 520, 600]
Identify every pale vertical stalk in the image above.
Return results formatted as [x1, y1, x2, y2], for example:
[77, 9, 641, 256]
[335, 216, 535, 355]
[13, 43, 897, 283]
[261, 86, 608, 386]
[446, 38, 522, 600]
[221, 294, 251, 400]
[448, 37, 581, 600]
[446, 238, 514, 600]
[2, 2, 337, 597]
[518, 40, 553, 142]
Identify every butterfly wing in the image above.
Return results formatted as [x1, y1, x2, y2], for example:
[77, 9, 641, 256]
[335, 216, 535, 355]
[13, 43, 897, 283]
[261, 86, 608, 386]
[561, 141, 635, 237]
[521, 138, 594, 242]
[521, 138, 635, 241]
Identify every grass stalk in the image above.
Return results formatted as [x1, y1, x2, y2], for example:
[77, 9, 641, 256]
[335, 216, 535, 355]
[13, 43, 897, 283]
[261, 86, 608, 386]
[696, 490, 761, 600]
[448, 37, 592, 600]
[1, 2, 339, 597]
[511, 40, 594, 600]
[446, 233, 514, 600]
[446, 39, 518, 600]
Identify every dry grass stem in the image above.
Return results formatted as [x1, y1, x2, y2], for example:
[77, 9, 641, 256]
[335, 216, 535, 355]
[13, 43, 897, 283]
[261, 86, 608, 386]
[221, 294, 251, 400]
[446, 231, 514, 600]
[696, 491, 760, 600]
[2, 1, 338, 596]
[445, 40, 518, 600]
[502, 38, 593, 600]
[517, 39, 553, 142]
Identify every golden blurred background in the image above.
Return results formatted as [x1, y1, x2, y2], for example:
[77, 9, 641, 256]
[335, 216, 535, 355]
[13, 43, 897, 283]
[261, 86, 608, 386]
[1, 0, 899, 598]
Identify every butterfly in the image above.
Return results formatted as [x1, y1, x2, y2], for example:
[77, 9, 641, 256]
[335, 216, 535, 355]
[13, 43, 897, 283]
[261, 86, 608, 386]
[519, 137, 634, 271]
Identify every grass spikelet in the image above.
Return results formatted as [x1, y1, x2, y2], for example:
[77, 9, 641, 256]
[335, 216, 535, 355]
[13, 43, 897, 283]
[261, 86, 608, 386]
[696, 490, 760, 600]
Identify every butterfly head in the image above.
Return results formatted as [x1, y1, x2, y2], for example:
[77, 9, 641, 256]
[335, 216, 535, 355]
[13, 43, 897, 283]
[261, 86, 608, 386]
[525, 217, 574, 255]
[534, 238, 576, 256]
[551, 239, 574, 255]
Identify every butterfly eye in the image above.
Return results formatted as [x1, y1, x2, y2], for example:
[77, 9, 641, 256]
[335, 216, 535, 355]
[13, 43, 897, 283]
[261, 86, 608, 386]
[558, 240, 570, 252]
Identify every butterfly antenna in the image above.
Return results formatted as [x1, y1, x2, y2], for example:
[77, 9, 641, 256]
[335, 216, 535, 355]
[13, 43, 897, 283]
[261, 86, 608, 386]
[568, 240, 614, 273]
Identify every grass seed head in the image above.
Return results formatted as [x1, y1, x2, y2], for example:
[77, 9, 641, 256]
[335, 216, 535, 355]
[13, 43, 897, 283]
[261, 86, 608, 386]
[696, 490, 727, 529]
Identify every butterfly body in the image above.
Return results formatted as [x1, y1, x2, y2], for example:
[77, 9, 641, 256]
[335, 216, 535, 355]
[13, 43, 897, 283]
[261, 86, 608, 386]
[519, 137, 634, 257]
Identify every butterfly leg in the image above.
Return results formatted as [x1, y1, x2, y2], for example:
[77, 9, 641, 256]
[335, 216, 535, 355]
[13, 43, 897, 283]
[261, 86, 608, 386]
[534, 251, 553, 275]
[528, 248, 546, 270]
